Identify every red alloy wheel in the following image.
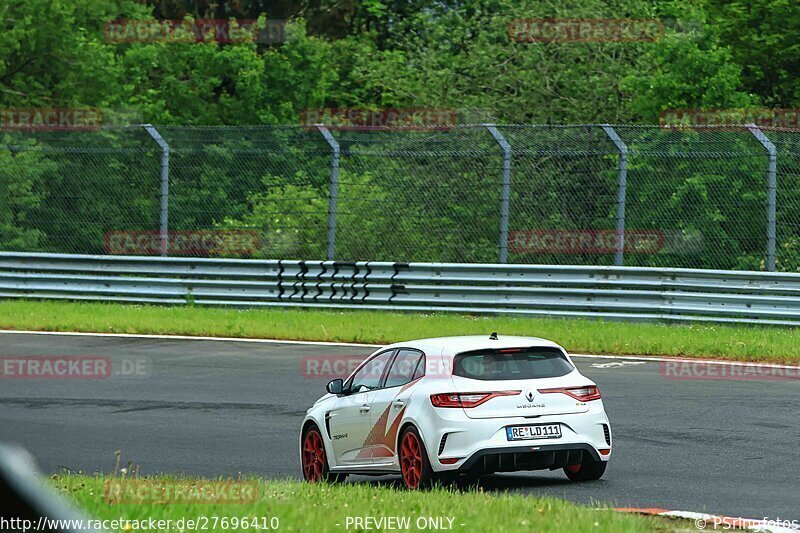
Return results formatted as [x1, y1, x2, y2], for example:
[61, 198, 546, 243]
[302, 429, 326, 482]
[565, 464, 582, 474]
[400, 431, 423, 489]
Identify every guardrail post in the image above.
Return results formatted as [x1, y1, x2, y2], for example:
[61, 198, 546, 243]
[143, 124, 170, 256]
[317, 124, 339, 260]
[601, 124, 628, 266]
[485, 124, 511, 263]
[747, 124, 777, 272]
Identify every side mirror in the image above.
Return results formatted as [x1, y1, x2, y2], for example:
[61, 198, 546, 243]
[326, 378, 344, 395]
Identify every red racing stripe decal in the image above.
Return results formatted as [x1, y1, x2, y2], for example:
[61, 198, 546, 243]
[359, 379, 420, 454]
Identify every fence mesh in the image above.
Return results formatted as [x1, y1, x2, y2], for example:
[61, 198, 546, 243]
[1, 124, 797, 271]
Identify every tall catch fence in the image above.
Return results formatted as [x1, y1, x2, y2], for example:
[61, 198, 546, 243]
[2, 124, 798, 271]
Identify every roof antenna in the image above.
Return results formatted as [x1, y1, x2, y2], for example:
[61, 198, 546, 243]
[489, 332, 498, 340]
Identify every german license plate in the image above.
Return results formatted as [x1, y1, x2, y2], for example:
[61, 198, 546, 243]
[506, 424, 561, 441]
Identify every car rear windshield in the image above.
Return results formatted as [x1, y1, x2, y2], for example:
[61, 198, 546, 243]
[453, 347, 574, 381]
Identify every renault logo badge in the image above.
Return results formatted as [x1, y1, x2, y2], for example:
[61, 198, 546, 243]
[526, 391, 535, 402]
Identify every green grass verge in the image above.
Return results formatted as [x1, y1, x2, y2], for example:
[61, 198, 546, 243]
[53, 475, 683, 532]
[1, 299, 798, 364]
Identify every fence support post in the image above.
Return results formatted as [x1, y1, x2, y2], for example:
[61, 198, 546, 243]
[317, 124, 339, 260]
[601, 124, 628, 267]
[485, 124, 511, 263]
[747, 124, 777, 272]
[143, 124, 170, 257]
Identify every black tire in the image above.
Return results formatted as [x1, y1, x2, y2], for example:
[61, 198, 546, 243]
[563, 457, 607, 481]
[398, 426, 436, 489]
[301, 424, 348, 483]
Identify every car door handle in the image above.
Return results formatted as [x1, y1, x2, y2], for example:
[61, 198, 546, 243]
[392, 400, 405, 408]
[359, 404, 370, 413]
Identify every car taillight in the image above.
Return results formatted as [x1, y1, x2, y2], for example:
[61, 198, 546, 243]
[538, 385, 601, 402]
[430, 390, 520, 408]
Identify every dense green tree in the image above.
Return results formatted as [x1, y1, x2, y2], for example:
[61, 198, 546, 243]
[0, 0, 770, 124]
[706, 0, 800, 108]
[1, 0, 798, 270]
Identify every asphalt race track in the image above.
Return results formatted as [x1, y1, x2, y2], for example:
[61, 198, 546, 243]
[1, 332, 798, 520]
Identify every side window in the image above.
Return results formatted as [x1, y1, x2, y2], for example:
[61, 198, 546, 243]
[411, 354, 425, 380]
[348, 350, 394, 392]
[384, 349, 424, 389]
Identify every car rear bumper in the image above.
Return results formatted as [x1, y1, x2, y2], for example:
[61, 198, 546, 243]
[456, 443, 601, 475]
[419, 405, 612, 473]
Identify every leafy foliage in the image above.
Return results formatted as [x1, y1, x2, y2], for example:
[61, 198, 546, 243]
[0, 0, 774, 124]
[2, 0, 800, 270]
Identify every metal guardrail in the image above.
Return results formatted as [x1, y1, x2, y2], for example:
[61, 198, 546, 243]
[2, 252, 800, 326]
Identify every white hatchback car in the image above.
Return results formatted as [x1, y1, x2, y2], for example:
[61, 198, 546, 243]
[300, 334, 611, 489]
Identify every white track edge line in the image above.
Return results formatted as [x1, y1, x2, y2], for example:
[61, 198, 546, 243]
[570, 353, 800, 369]
[0, 329, 797, 369]
[0, 329, 379, 348]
